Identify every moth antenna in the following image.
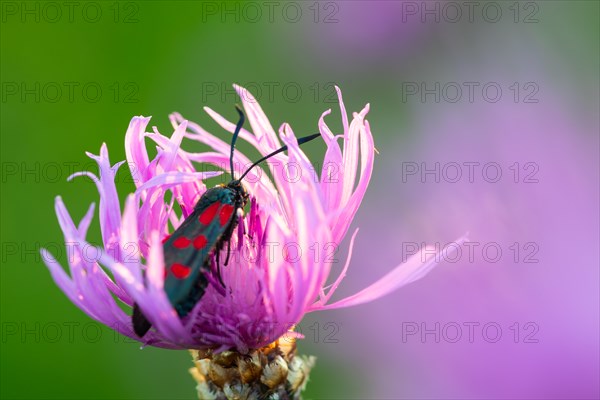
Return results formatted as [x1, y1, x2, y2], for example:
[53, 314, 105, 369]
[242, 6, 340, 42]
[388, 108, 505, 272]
[230, 105, 245, 180]
[238, 132, 321, 182]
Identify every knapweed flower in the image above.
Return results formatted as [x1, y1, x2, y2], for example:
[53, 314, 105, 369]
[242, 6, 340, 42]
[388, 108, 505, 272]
[43, 85, 448, 396]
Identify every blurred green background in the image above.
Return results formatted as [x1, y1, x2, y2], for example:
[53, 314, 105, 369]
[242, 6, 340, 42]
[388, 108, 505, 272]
[1, 1, 598, 399]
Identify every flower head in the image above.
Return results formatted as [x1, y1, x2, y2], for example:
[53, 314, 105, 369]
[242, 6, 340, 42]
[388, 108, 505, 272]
[43, 85, 446, 352]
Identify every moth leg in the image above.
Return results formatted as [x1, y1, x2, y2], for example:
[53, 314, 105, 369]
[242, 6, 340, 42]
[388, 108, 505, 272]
[216, 264, 226, 289]
[224, 239, 232, 266]
[222, 213, 236, 269]
[215, 249, 226, 289]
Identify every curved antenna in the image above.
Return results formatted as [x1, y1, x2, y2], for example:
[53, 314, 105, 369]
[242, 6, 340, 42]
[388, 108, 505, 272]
[238, 133, 321, 182]
[230, 105, 245, 180]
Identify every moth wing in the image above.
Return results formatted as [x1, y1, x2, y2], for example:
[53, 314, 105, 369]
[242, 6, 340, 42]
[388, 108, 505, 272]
[162, 190, 237, 314]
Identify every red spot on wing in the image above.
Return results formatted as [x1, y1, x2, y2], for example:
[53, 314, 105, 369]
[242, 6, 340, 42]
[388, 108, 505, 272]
[199, 202, 221, 225]
[161, 234, 171, 244]
[173, 236, 191, 249]
[219, 204, 234, 226]
[170, 263, 191, 279]
[193, 235, 208, 250]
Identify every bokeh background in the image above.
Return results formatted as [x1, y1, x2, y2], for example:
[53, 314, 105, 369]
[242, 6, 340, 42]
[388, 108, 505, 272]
[1, 1, 598, 399]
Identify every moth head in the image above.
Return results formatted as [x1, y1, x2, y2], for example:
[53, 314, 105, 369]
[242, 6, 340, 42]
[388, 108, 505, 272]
[228, 179, 249, 207]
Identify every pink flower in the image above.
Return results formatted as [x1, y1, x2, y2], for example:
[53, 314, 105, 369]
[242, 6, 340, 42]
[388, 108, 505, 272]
[42, 85, 451, 352]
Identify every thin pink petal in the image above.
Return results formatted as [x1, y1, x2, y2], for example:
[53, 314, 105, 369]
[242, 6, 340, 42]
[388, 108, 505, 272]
[335, 85, 349, 134]
[119, 195, 143, 281]
[134, 171, 222, 196]
[125, 116, 152, 187]
[202, 107, 261, 150]
[332, 119, 375, 242]
[318, 229, 359, 306]
[234, 83, 280, 149]
[340, 104, 370, 205]
[312, 236, 468, 311]
[78, 144, 123, 260]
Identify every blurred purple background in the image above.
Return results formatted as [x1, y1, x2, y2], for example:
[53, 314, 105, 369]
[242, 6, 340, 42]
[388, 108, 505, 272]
[297, 2, 599, 399]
